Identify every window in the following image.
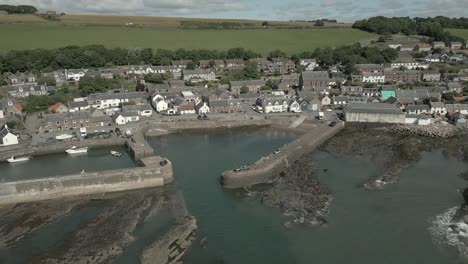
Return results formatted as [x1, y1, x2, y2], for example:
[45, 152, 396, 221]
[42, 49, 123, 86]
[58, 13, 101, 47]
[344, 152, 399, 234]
[56, 121, 60, 125]
[73, 120, 76, 124]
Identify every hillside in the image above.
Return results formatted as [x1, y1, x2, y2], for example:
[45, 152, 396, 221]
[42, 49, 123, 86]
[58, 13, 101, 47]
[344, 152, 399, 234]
[0, 14, 374, 55]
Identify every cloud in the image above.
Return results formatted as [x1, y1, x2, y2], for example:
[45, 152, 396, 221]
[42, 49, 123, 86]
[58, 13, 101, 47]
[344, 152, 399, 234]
[0, 0, 248, 17]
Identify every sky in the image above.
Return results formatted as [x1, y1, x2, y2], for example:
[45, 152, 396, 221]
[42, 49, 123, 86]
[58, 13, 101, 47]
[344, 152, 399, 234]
[4, 0, 468, 22]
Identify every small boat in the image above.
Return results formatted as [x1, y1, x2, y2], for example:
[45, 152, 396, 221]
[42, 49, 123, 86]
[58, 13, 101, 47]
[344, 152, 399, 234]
[56, 134, 73, 140]
[110, 150, 122, 157]
[7, 156, 30, 163]
[66, 146, 88, 154]
[81, 169, 86, 174]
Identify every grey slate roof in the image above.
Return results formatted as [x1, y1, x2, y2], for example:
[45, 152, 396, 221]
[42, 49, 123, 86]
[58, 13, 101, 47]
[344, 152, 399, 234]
[344, 103, 403, 114]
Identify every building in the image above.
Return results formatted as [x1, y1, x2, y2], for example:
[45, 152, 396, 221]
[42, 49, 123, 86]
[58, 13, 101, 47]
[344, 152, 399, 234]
[4, 72, 36, 85]
[384, 70, 421, 83]
[171, 60, 192, 69]
[0, 125, 19, 146]
[209, 100, 242, 113]
[422, 71, 441, 82]
[87, 92, 147, 110]
[68, 100, 90, 113]
[299, 59, 317, 71]
[355, 64, 384, 73]
[225, 59, 245, 70]
[229, 80, 266, 94]
[381, 88, 397, 100]
[430, 101, 447, 115]
[255, 98, 289, 113]
[406, 105, 430, 115]
[391, 58, 425, 70]
[362, 72, 385, 83]
[348, 97, 368, 104]
[114, 111, 140, 125]
[432, 41, 446, 49]
[65, 69, 87, 81]
[0, 102, 4, 120]
[340, 86, 364, 94]
[445, 104, 468, 115]
[195, 101, 210, 114]
[405, 114, 432, 126]
[9, 85, 56, 98]
[177, 103, 196, 115]
[319, 95, 331, 106]
[415, 43, 432, 53]
[344, 103, 405, 124]
[151, 95, 169, 113]
[41, 111, 111, 132]
[266, 58, 296, 74]
[450, 42, 463, 50]
[121, 104, 153, 117]
[361, 88, 380, 97]
[447, 82, 463, 93]
[48, 102, 69, 113]
[183, 69, 216, 83]
[425, 53, 442, 63]
[332, 96, 349, 105]
[300, 71, 331, 90]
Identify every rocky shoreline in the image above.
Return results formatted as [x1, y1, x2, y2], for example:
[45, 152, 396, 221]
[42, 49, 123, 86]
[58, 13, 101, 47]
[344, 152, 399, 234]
[386, 124, 468, 138]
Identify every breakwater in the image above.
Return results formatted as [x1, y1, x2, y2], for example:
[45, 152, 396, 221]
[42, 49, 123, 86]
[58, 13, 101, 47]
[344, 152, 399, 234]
[0, 156, 173, 205]
[221, 121, 345, 188]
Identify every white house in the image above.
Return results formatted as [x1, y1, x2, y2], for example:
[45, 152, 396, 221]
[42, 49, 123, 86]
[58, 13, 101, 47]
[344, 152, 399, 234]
[68, 99, 90, 113]
[0, 125, 19, 146]
[362, 72, 385, 83]
[299, 59, 317, 71]
[65, 69, 87, 81]
[151, 95, 169, 113]
[87, 92, 147, 110]
[0, 103, 4, 119]
[195, 101, 210, 114]
[121, 104, 153, 117]
[288, 100, 301, 113]
[113, 111, 140, 125]
[256, 98, 289, 113]
[430, 101, 447, 115]
[319, 95, 331, 106]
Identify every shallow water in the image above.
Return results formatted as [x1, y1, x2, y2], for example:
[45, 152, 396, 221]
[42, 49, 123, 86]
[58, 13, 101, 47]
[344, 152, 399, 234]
[0, 128, 467, 263]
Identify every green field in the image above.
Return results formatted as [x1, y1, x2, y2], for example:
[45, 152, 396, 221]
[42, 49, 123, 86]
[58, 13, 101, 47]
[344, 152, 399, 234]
[0, 24, 376, 55]
[448, 28, 468, 40]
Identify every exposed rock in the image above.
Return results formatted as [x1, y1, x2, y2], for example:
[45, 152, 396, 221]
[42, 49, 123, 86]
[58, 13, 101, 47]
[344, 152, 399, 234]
[386, 124, 468, 138]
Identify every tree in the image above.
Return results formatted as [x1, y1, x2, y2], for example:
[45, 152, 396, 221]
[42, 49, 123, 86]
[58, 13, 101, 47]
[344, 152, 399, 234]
[314, 20, 325, 26]
[262, 21, 269, 27]
[186, 61, 196, 70]
[37, 76, 56, 86]
[240, 86, 249, 94]
[268, 50, 286, 58]
[78, 76, 119, 96]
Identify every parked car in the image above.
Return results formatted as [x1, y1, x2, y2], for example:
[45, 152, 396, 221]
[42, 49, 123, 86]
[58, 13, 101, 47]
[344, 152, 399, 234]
[329, 121, 337, 127]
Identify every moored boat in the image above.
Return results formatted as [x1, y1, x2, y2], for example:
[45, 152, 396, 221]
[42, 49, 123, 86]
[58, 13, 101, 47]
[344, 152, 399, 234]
[56, 134, 73, 140]
[66, 146, 88, 154]
[7, 156, 30, 163]
[110, 150, 122, 157]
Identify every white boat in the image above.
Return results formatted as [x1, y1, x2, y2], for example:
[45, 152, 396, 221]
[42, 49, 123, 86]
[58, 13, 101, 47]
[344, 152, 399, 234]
[110, 150, 122, 157]
[66, 146, 88, 154]
[56, 134, 73, 140]
[7, 156, 30, 163]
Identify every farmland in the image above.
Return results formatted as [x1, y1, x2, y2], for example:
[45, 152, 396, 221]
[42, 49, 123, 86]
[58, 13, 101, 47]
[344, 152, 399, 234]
[448, 28, 468, 40]
[0, 14, 375, 55]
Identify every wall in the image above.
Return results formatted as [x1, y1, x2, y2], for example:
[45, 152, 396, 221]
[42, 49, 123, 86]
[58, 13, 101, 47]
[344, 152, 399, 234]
[221, 122, 344, 188]
[345, 112, 405, 124]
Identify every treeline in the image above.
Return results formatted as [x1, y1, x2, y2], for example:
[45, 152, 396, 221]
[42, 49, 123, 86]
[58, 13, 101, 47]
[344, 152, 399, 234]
[352, 16, 465, 43]
[0, 43, 397, 75]
[0, 5, 37, 14]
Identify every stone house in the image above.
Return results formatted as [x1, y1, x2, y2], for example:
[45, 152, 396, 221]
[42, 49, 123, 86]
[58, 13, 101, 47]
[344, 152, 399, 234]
[384, 70, 421, 83]
[229, 80, 266, 94]
[430, 101, 447, 115]
[121, 104, 153, 117]
[406, 105, 430, 115]
[432, 42, 446, 49]
[41, 111, 112, 132]
[299, 59, 317, 71]
[183, 69, 216, 83]
[300, 71, 332, 90]
[332, 96, 349, 105]
[209, 100, 242, 113]
[362, 72, 385, 83]
[422, 71, 441, 82]
[447, 82, 463, 93]
[340, 86, 364, 95]
[171, 60, 193, 69]
[450, 42, 463, 50]
[355, 64, 384, 73]
[9, 85, 56, 98]
[224, 59, 245, 70]
[4, 72, 36, 85]
[48, 102, 69, 113]
[415, 43, 432, 53]
[68, 100, 90, 113]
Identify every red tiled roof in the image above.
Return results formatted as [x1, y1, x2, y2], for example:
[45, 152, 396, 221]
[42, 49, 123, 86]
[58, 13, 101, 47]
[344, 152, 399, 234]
[13, 103, 23, 111]
[48, 102, 65, 111]
[179, 103, 195, 111]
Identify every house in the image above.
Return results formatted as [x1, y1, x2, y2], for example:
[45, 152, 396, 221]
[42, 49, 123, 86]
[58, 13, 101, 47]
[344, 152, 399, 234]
[362, 72, 385, 83]
[177, 103, 196, 115]
[48, 102, 68, 113]
[195, 101, 210, 114]
[46, 10, 57, 15]
[183, 69, 216, 83]
[424, 53, 442, 63]
[344, 103, 405, 124]
[384, 70, 421, 83]
[361, 88, 380, 97]
[0, 102, 4, 119]
[447, 82, 463, 93]
[297, 98, 310, 112]
[340, 86, 364, 95]
[9, 85, 56, 98]
[288, 99, 301, 113]
[181, 91, 199, 103]
[406, 105, 430, 115]
[332, 96, 349, 105]
[399, 45, 416, 52]
[381, 88, 397, 100]
[236, 93, 259, 104]
[355, 64, 384, 73]
[5, 72, 37, 85]
[255, 98, 289, 113]
[308, 97, 322, 111]
[268, 58, 296, 74]
[319, 94, 331, 106]
[42, 71, 66, 85]
[396, 89, 442, 103]
[0, 125, 18, 146]
[299, 59, 317, 71]
[225, 59, 245, 69]
[121, 104, 153, 117]
[278, 74, 300, 89]
[169, 80, 186, 89]
[7, 103, 23, 118]
[405, 114, 432, 125]
[171, 60, 192, 69]
[448, 54, 466, 63]
[209, 100, 242, 113]
[68, 100, 90, 113]
[151, 94, 169, 113]
[391, 57, 425, 70]
[348, 97, 368, 104]
[85, 70, 114, 79]
[432, 42, 446, 49]
[65, 69, 87, 81]
[114, 111, 140, 125]
[300, 71, 332, 90]
[87, 92, 147, 110]
[41, 111, 111, 132]
[445, 104, 468, 115]
[430, 101, 447, 115]
[422, 71, 441, 82]
[229, 80, 266, 94]
[450, 42, 463, 50]
[416, 43, 432, 53]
